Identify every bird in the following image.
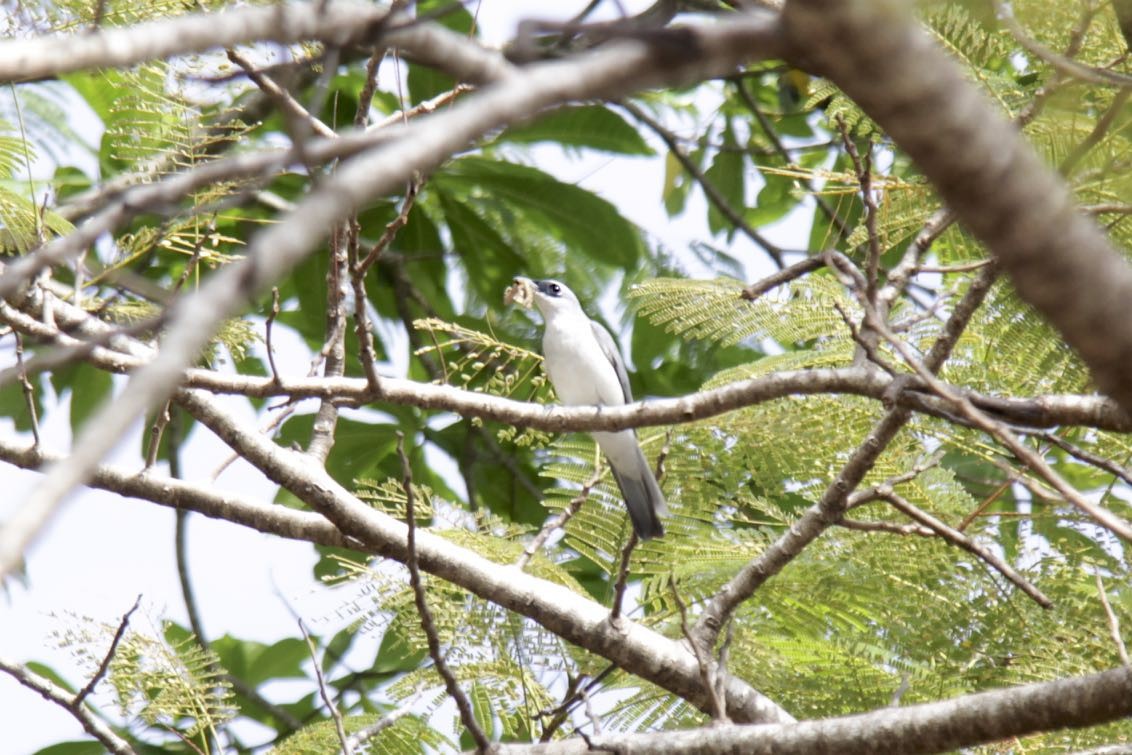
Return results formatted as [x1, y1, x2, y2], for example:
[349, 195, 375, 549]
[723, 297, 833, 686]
[517, 277, 668, 540]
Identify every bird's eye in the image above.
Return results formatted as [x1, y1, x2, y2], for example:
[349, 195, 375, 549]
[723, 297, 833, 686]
[549, 283, 561, 295]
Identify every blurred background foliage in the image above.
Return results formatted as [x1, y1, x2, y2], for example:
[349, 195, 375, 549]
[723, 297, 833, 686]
[3, 0, 1132, 752]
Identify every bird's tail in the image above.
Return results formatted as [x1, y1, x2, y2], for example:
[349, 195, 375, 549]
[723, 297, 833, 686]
[608, 444, 669, 540]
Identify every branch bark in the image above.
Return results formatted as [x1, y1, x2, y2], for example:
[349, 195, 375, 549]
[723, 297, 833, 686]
[492, 666, 1132, 755]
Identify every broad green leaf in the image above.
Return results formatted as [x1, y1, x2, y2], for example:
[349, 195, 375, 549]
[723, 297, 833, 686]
[433, 156, 644, 268]
[703, 123, 745, 237]
[499, 105, 654, 155]
[435, 187, 524, 303]
[212, 636, 308, 685]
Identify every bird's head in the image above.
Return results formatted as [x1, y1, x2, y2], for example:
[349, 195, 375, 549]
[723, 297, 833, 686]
[515, 277, 582, 319]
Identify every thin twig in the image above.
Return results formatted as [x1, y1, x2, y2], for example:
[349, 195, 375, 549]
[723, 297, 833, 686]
[672, 575, 728, 722]
[733, 77, 849, 239]
[608, 531, 638, 625]
[957, 478, 1011, 532]
[838, 118, 882, 306]
[265, 287, 282, 386]
[1061, 89, 1132, 176]
[838, 518, 935, 537]
[355, 180, 421, 277]
[998, 1, 1131, 87]
[14, 332, 41, 447]
[299, 618, 352, 755]
[397, 432, 491, 752]
[230, 47, 336, 137]
[578, 685, 602, 736]
[1032, 430, 1132, 487]
[355, 49, 385, 129]
[1095, 573, 1130, 666]
[714, 618, 734, 720]
[912, 260, 993, 275]
[740, 253, 828, 301]
[869, 489, 1052, 608]
[305, 222, 350, 463]
[832, 299, 896, 374]
[536, 673, 586, 743]
[74, 594, 143, 706]
[517, 470, 601, 569]
[342, 703, 412, 751]
[144, 400, 172, 470]
[619, 99, 785, 268]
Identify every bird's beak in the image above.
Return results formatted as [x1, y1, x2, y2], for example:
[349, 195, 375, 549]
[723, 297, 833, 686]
[505, 277, 537, 310]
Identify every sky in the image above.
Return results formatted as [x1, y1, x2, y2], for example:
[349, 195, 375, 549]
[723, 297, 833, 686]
[0, 2, 811, 752]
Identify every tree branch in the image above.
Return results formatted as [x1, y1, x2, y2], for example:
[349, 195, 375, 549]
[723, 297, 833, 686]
[492, 666, 1132, 755]
[692, 265, 998, 649]
[779, 0, 1132, 417]
[862, 489, 1051, 608]
[0, 655, 137, 755]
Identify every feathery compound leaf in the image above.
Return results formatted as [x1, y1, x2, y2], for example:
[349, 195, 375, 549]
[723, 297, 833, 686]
[414, 317, 554, 446]
[50, 610, 234, 740]
[277, 712, 451, 755]
[630, 275, 855, 348]
[413, 317, 550, 400]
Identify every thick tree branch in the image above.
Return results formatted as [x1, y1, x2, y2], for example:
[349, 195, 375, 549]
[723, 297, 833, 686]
[492, 666, 1132, 755]
[170, 387, 794, 724]
[0, 437, 349, 549]
[6, 282, 1132, 436]
[0, 1, 511, 85]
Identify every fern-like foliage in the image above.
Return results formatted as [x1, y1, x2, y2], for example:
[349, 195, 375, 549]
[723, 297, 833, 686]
[104, 298, 259, 362]
[944, 281, 1091, 397]
[925, 4, 1025, 116]
[276, 711, 451, 755]
[414, 317, 554, 447]
[629, 275, 856, 348]
[803, 78, 883, 139]
[0, 117, 75, 254]
[99, 63, 252, 179]
[51, 610, 234, 742]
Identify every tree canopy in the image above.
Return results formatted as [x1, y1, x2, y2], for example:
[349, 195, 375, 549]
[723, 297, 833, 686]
[2, 0, 1132, 753]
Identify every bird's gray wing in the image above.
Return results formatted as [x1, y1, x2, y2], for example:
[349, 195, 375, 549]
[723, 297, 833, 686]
[590, 319, 633, 404]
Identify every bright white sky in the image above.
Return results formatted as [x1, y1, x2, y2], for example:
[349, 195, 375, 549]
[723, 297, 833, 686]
[0, 3, 810, 751]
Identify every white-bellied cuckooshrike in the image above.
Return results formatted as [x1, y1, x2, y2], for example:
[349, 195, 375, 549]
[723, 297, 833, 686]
[518, 277, 668, 540]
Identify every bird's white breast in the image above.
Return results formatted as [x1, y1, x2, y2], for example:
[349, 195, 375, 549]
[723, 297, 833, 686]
[541, 312, 625, 407]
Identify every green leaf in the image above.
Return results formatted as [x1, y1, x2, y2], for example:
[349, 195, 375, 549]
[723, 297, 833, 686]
[499, 105, 654, 155]
[49, 361, 113, 431]
[25, 661, 78, 694]
[276, 414, 403, 488]
[433, 156, 644, 268]
[663, 149, 693, 216]
[372, 620, 428, 674]
[435, 188, 524, 302]
[0, 372, 43, 434]
[33, 743, 106, 755]
[212, 636, 308, 686]
[703, 124, 746, 237]
[745, 172, 797, 228]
